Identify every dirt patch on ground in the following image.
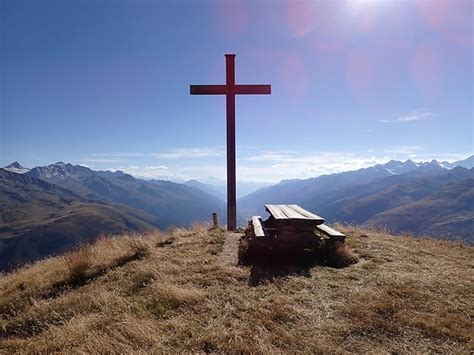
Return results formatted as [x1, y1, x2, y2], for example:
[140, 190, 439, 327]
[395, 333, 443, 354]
[219, 232, 242, 266]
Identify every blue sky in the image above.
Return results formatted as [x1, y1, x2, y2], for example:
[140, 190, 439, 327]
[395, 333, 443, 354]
[1, 0, 472, 182]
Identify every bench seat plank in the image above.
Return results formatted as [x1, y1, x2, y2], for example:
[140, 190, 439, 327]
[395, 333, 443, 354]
[252, 216, 266, 237]
[316, 224, 345, 238]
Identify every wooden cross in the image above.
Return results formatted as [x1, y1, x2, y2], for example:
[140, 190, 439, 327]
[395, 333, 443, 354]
[190, 54, 271, 231]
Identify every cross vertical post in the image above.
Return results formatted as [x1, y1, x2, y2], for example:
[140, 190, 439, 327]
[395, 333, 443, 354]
[190, 54, 271, 231]
[225, 54, 237, 231]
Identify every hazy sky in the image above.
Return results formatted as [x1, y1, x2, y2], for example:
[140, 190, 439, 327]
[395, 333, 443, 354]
[1, 0, 472, 182]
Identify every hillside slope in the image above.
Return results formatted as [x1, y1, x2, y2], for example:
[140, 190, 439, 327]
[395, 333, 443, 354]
[0, 226, 472, 353]
[365, 179, 474, 241]
[335, 167, 473, 225]
[0, 169, 157, 271]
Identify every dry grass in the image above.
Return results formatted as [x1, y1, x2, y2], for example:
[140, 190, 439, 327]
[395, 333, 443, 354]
[0, 224, 472, 353]
[323, 241, 359, 268]
[65, 247, 94, 284]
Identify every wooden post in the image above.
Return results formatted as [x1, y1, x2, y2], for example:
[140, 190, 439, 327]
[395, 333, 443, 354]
[212, 212, 218, 229]
[225, 54, 237, 231]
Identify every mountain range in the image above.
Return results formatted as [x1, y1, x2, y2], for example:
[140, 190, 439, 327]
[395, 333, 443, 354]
[238, 156, 473, 242]
[0, 162, 224, 270]
[24, 162, 225, 227]
[184, 177, 272, 199]
[1, 156, 472, 270]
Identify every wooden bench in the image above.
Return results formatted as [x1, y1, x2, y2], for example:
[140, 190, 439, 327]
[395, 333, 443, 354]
[315, 223, 346, 242]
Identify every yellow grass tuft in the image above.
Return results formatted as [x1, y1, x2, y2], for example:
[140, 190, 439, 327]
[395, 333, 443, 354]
[325, 241, 359, 268]
[65, 247, 94, 284]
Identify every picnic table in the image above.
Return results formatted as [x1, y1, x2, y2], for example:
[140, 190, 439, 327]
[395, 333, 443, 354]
[239, 204, 346, 265]
[251, 204, 345, 241]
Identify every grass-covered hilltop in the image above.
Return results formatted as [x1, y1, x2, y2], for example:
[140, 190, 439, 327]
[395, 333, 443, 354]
[0, 224, 472, 353]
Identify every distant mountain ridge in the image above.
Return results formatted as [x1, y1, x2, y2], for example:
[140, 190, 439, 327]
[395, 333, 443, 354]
[239, 157, 473, 242]
[185, 177, 273, 199]
[0, 162, 225, 271]
[23, 162, 225, 228]
[441, 155, 474, 169]
[183, 180, 226, 201]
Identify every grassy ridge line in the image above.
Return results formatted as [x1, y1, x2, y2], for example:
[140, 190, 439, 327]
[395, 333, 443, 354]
[0, 224, 472, 353]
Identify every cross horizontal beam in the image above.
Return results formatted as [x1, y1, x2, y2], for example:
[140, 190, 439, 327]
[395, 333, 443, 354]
[190, 85, 226, 95]
[190, 84, 271, 95]
[235, 85, 271, 95]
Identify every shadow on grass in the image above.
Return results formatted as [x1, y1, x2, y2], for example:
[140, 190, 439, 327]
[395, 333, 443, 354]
[241, 241, 359, 286]
[249, 264, 311, 286]
[48, 250, 146, 298]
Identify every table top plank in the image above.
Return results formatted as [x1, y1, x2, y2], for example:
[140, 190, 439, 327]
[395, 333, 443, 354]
[265, 204, 325, 223]
[288, 204, 325, 221]
[279, 204, 305, 219]
[265, 204, 288, 219]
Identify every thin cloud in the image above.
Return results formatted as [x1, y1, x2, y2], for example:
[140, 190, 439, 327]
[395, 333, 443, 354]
[144, 166, 168, 170]
[408, 153, 472, 162]
[243, 152, 295, 162]
[109, 165, 174, 179]
[90, 147, 225, 160]
[384, 146, 423, 155]
[104, 151, 471, 183]
[92, 153, 152, 158]
[86, 147, 470, 183]
[241, 151, 363, 164]
[154, 148, 225, 159]
[380, 108, 437, 123]
[77, 158, 121, 163]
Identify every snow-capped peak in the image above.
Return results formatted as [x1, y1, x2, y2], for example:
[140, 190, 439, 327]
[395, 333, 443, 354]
[27, 162, 93, 179]
[3, 162, 31, 174]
